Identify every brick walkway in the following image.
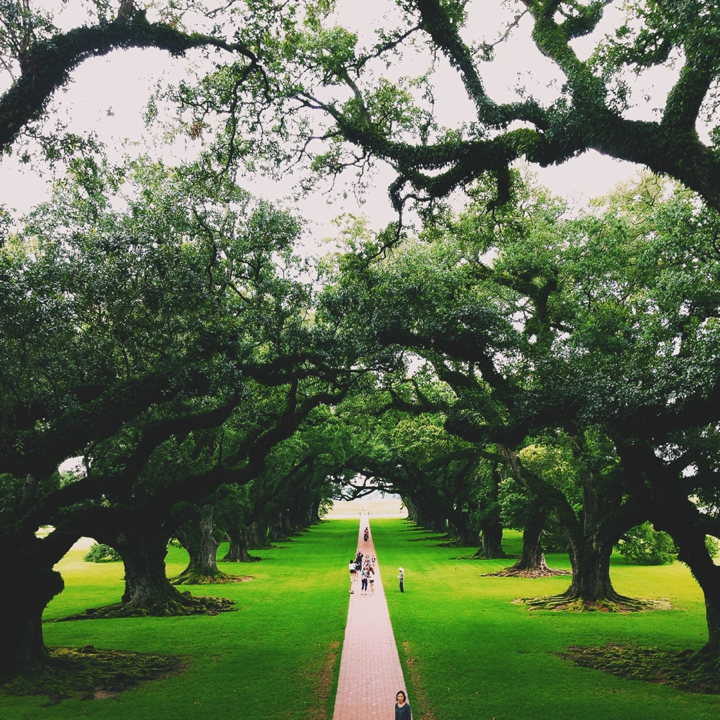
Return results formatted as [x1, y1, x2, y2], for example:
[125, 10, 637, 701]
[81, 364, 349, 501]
[332, 516, 407, 720]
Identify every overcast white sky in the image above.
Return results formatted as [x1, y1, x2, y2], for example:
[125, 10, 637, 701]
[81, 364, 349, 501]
[0, 0, 686, 248]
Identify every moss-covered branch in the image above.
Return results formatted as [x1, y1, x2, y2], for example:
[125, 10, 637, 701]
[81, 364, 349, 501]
[0, 9, 257, 156]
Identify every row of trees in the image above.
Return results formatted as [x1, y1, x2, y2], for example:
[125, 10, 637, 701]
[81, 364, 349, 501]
[4, 157, 720, 682]
[317, 172, 720, 647]
[3, 0, 720, 686]
[0, 156, 372, 676]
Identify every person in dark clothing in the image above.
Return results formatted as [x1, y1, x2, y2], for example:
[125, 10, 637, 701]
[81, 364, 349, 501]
[395, 690, 412, 719]
[398, 567, 404, 593]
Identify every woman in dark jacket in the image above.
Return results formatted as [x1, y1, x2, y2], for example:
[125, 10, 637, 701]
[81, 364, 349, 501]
[395, 690, 412, 719]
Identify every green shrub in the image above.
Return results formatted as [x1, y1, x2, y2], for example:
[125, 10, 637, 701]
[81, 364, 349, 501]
[616, 522, 677, 565]
[83, 542, 122, 563]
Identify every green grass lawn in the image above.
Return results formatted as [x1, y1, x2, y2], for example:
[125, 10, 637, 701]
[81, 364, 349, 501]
[3, 518, 720, 719]
[2, 521, 357, 720]
[374, 518, 720, 720]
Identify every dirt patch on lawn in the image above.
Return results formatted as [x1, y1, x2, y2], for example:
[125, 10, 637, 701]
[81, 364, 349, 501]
[559, 643, 720, 693]
[1, 646, 185, 702]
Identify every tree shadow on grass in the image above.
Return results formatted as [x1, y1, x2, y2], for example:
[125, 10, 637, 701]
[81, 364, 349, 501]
[559, 643, 720, 693]
[0, 646, 184, 703]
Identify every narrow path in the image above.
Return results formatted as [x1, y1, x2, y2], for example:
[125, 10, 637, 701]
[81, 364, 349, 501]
[332, 516, 407, 719]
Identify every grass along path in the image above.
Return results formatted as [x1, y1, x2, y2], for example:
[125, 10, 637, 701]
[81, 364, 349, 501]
[5, 517, 720, 719]
[2, 520, 358, 720]
[373, 517, 720, 720]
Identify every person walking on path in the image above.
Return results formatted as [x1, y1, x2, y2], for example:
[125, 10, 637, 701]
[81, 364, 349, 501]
[361, 566, 369, 595]
[332, 516, 409, 720]
[397, 567, 404, 593]
[349, 559, 357, 586]
[395, 690, 412, 719]
[367, 565, 375, 594]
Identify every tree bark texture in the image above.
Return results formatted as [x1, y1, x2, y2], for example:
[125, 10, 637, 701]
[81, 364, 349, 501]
[563, 536, 619, 602]
[0, 535, 63, 679]
[247, 520, 270, 549]
[479, 516, 506, 558]
[498, 509, 568, 576]
[174, 505, 229, 584]
[222, 526, 260, 562]
[112, 524, 190, 608]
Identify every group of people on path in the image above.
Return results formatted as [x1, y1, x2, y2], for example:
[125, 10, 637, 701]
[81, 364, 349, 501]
[342, 523, 412, 718]
[347, 535, 406, 595]
[349, 549, 376, 594]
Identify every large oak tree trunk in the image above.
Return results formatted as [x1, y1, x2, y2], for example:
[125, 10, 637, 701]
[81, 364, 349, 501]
[307, 497, 322, 525]
[563, 538, 620, 602]
[500, 510, 569, 577]
[676, 533, 720, 652]
[174, 505, 229, 584]
[222, 526, 260, 562]
[413, 502, 446, 533]
[513, 511, 546, 570]
[86, 518, 236, 616]
[479, 517, 505, 558]
[0, 535, 64, 679]
[649, 488, 720, 655]
[247, 520, 270, 549]
[448, 516, 477, 547]
[116, 525, 189, 608]
[403, 496, 419, 523]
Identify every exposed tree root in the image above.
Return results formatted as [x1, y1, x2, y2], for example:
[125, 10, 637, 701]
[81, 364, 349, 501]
[221, 552, 261, 563]
[171, 570, 253, 585]
[0, 646, 183, 701]
[53, 591, 238, 620]
[559, 643, 720, 693]
[515, 594, 672, 612]
[483, 566, 571, 578]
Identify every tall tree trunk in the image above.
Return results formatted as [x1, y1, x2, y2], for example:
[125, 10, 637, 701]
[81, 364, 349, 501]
[500, 509, 569, 577]
[247, 520, 269, 549]
[114, 524, 191, 607]
[447, 509, 478, 547]
[673, 529, 720, 651]
[512, 510, 547, 570]
[105, 519, 235, 614]
[472, 516, 505, 558]
[480, 517, 505, 558]
[414, 502, 446, 533]
[268, 514, 287, 542]
[403, 496, 419, 523]
[222, 526, 260, 562]
[647, 485, 720, 654]
[174, 504, 229, 584]
[309, 497, 322, 524]
[562, 537, 619, 602]
[0, 534, 64, 679]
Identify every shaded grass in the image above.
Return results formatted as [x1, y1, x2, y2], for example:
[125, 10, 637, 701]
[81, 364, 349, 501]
[373, 518, 720, 720]
[2, 647, 182, 702]
[1, 520, 356, 720]
[560, 644, 720, 694]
